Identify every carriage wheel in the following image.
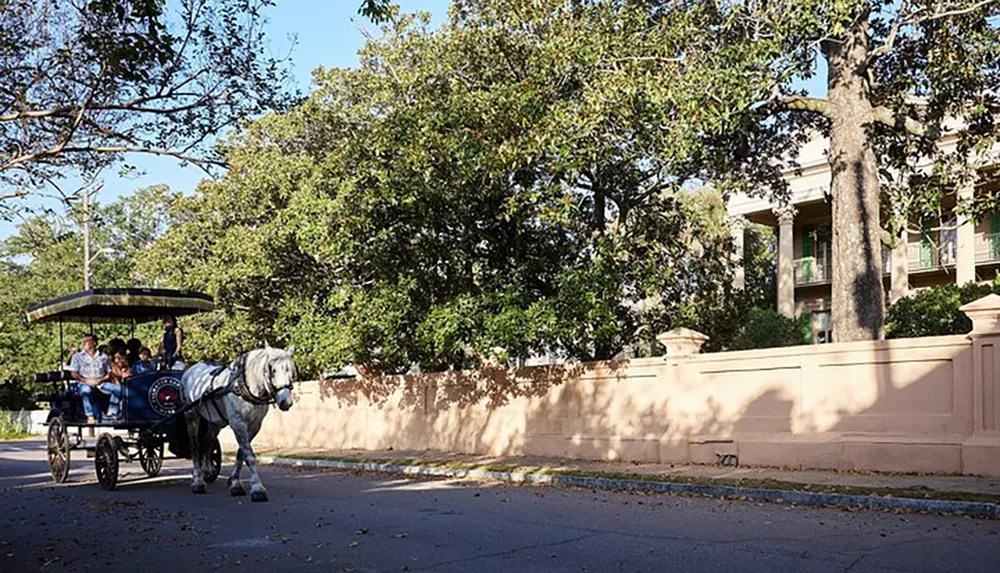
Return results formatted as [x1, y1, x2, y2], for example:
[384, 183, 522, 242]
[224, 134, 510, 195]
[203, 437, 222, 484]
[138, 439, 163, 478]
[94, 434, 119, 491]
[46, 417, 71, 483]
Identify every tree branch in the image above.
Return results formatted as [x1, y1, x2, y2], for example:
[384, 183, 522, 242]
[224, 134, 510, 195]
[59, 146, 226, 173]
[871, 105, 940, 139]
[872, 0, 999, 59]
[916, 0, 998, 23]
[780, 95, 835, 118]
[0, 190, 28, 202]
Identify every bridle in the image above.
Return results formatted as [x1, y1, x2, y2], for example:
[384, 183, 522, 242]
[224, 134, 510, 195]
[229, 352, 294, 406]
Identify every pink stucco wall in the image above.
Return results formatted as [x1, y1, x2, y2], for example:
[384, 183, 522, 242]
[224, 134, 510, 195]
[236, 330, 1000, 476]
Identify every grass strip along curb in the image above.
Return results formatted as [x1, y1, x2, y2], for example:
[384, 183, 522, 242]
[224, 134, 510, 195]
[252, 454, 1000, 519]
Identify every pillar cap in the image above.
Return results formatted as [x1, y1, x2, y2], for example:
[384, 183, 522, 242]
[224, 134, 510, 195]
[773, 205, 797, 224]
[656, 327, 709, 358]
[960, 294, 1000, 336]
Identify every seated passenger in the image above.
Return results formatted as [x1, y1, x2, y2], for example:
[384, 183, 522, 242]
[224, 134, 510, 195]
[69, 334, 121, 424]
[109, 338, 127, 358]
[126, 338, 142, 365]
[132, 347, 155, 375]
[110, 352, 131, 384]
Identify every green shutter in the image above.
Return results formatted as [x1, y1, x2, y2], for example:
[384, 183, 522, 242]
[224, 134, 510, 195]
[920, 231, 934, 269]
[802, 228, 814, 283]
[990, 213, 1000, 259]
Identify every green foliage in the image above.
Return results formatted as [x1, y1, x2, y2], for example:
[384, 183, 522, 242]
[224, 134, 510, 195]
[141, 3, 772, 375]
[0, 410, 30, 440]
[359, 0, 396, 23]
[728, 308, 809, 351]
[0, 381, 34, 411]
[0, 186, 180, 384]
[0, 0, 292, 212]
[885, 282, 997, 339]
[676, 0, 1000, 339]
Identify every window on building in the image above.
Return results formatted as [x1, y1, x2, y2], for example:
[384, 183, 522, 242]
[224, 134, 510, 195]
[940, 220, 957, 265]
[814, 310, 833, 344]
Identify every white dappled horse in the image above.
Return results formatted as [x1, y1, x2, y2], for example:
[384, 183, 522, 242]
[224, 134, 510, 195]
[181, 344, 296, 502]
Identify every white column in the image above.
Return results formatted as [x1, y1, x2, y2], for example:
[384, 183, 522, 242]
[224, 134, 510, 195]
[730, 215, 748, 290]
[890, 231, 909, 303]
[956, 180, 976, 285]
[775, 205, 796, 318]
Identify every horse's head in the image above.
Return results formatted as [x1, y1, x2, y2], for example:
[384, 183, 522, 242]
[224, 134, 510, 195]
[264, 344, 297, 411]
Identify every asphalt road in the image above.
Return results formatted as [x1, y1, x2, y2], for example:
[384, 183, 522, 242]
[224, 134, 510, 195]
[1, 439, 999, 573]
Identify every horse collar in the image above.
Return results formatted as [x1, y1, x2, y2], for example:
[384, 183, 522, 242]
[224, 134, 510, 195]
[230, 351, 290, 406]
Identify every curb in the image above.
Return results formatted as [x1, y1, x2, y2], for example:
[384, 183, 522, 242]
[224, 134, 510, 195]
[253, 455, 1000, 519]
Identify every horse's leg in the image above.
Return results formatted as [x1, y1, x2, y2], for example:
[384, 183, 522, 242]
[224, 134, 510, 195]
[227, 447, 246, 496]
[228, 403, 268, 502]
[184, 410, 206, 494]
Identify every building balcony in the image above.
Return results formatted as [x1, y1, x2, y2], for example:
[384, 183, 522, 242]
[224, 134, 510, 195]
[790, 233, 1000, 289]
[975, 232, 1000, 264]
[794, 257, 831, 286]
[907, 242, 957, 272]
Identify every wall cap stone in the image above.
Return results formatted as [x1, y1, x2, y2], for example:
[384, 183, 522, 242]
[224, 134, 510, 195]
[656, 327, 709, 358]
[959, 294, 1000, 336]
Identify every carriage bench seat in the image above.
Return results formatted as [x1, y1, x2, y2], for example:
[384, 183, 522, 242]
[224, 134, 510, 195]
[32, 370, 74, 384]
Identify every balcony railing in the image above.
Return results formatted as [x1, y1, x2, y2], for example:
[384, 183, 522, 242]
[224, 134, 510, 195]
[907, 241, 956, 271]
[790, 233, 1000, 286]
[975, 232, 1000, 264]
[794, 257, 832, 285]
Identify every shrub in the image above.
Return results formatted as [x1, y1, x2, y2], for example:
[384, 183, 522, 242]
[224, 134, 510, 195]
[728, 307, 809, 351]
[0, 410, 30, 440]
[0, 380, 35, 411]
[885, 282, 995, 339]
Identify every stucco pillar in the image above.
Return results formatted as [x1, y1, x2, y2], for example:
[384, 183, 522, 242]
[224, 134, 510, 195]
[959, 294, 1000, 475]
[956, 180, 976, 285]
[890, 231, 909, 304]
[774, 205, 796, 318]
[729, 215, 748, 290]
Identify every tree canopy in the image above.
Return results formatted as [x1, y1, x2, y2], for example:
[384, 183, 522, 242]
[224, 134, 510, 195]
[0, 0, 297, 215]
[0, 185, 180, 383]
[688, 0, 1000, 340]
[141, 1, 789, 376]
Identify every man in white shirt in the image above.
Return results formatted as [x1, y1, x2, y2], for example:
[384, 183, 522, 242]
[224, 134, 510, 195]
[68, 333, 119, 424]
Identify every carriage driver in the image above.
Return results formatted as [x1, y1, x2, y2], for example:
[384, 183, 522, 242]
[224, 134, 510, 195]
[69, 333, 122, 424]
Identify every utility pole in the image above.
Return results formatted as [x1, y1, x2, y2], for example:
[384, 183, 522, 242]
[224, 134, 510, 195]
[80, 180, 102, 290]
[83, 184, 90, 290]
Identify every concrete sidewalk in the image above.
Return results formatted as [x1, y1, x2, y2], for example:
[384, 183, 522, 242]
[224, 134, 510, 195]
[251, 447, 1000, 503]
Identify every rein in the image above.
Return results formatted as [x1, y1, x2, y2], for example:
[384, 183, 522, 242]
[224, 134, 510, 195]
[227, 352, 292, 406]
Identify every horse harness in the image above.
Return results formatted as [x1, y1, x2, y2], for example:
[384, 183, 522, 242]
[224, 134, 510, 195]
[202, 353, 293, 422]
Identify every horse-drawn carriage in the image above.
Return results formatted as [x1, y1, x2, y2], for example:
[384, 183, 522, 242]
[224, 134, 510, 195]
[28, 288, 220, 490]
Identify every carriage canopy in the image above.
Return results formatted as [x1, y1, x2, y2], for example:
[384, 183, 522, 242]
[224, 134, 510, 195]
[26, 288, 214, 324]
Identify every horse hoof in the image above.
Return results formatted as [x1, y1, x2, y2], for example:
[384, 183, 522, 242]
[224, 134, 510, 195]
[251, 490, 269, 503]
[191, 483, 206, 494]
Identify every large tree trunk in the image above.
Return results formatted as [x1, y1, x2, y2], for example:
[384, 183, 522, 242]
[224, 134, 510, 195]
[822, 18, 885, 341]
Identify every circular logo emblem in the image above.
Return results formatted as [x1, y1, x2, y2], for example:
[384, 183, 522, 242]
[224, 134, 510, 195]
[148, 377, 184, 416]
